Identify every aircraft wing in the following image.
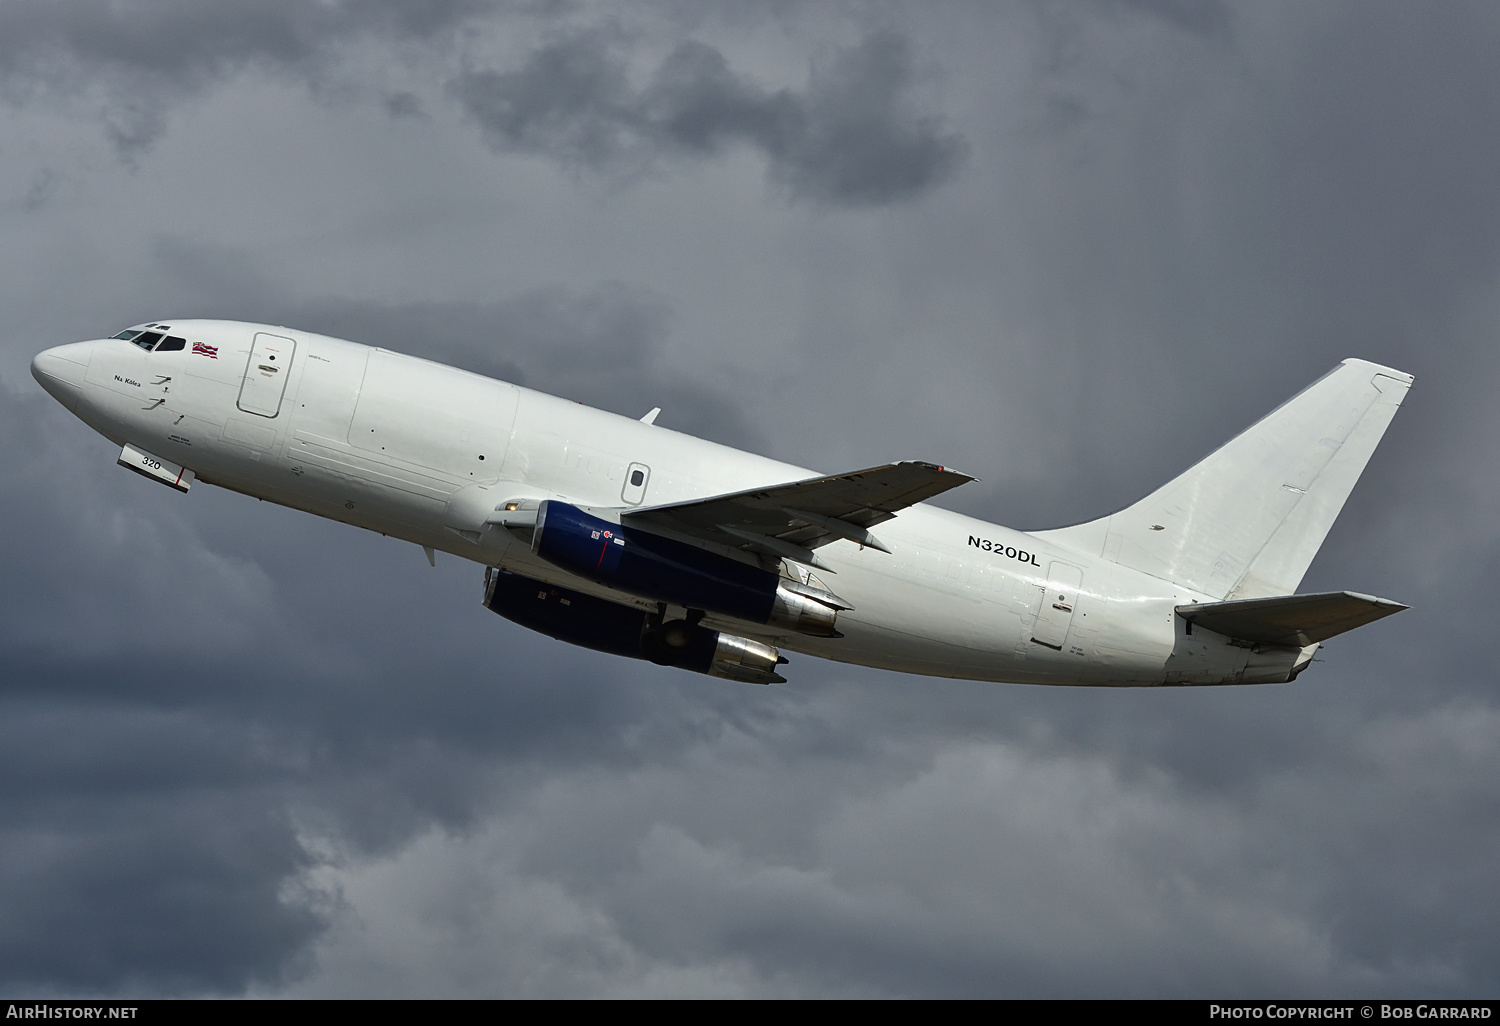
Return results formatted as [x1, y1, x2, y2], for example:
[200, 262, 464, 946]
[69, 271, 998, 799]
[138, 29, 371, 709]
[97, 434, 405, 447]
[621, 461, 973, 570]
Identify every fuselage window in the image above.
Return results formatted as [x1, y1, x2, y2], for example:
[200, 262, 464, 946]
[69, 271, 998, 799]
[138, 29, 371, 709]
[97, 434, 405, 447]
[112, 329, 143, 341]
[154, 336, 187, 352]
[132, 331, 164, 351]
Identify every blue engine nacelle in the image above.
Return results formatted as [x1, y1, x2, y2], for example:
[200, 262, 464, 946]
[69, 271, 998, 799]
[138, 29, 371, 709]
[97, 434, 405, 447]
[529, 501, 845, 636]
[483, 567, 788, 684]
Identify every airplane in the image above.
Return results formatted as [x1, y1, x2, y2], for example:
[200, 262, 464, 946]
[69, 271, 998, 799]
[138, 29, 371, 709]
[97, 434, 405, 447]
[31, 320, 1412, 687]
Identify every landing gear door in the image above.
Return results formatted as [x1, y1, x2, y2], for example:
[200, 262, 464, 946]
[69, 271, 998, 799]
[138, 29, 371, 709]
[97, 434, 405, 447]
[237, 332, 296, 418]
[1031, 561, 1083, 650]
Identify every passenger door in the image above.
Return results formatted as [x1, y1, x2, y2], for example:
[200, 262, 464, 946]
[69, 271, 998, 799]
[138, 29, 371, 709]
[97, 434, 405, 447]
[237, 332, 296, 418]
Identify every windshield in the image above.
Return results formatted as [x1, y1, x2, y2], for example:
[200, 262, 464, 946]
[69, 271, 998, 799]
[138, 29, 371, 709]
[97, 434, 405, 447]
[111, 325, 184, 352]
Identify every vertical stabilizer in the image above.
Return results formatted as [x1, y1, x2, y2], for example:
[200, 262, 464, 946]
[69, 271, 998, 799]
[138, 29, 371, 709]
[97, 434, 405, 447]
[1033, 360, 1413, 599]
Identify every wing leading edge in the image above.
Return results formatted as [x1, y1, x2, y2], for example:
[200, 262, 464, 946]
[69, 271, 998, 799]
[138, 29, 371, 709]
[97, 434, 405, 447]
[622, 461, 974, 571]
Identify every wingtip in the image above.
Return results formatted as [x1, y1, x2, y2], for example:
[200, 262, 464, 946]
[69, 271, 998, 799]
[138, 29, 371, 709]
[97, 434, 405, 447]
[1343, 590, 1410, 612]
[1338, 358, 1415, 385]
[903, 460, 978, 483]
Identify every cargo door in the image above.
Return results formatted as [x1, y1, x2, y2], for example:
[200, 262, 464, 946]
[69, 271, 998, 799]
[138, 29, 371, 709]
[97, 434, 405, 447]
[237, 332, 296, 418]
[349, 349, 519, 482]
[1031, 562, 1083, 650]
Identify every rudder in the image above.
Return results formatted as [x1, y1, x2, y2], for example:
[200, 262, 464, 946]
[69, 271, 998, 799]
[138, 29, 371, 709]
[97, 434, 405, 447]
[1034, 359, 1413, 600]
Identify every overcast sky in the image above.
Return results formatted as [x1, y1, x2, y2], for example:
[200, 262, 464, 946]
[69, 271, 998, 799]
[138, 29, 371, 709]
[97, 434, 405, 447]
[1, 0, 1497, 998]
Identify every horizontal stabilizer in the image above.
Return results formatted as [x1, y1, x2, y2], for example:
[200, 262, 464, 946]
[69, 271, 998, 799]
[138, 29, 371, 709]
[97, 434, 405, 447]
[1177, 591, 1407, 647]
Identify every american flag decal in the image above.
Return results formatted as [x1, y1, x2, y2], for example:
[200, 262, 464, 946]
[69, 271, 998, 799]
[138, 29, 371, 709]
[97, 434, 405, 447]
[192, 341, 218, 359]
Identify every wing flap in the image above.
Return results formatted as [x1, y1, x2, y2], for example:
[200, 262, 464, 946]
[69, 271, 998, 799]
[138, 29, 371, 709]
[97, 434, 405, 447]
[1177, 590, 1408, 647]
[623, 461, 973, 561]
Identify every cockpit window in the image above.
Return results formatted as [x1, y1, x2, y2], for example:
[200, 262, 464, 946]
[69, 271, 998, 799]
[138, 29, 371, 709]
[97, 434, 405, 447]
[154, 336, 187, 352]
[112, 329, 143, 341]
[132, 331, 164, 351]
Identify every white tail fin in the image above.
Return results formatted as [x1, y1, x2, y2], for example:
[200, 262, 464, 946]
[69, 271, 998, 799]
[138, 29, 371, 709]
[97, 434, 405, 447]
[1034, 359, 1413, 599]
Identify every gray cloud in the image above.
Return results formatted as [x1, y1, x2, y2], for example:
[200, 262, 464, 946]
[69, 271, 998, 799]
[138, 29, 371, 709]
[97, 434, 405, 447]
[0, 4, 963, 201]
[1108, 0, 1233, 37]
[0, 0, 498, 157]
[273, 694, 1500, 997]
[0, 714, 321, 994]
[454, 30, 967, 205]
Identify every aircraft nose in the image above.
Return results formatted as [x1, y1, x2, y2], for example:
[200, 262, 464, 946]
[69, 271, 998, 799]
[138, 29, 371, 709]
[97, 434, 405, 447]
[31, 341, 94, 412]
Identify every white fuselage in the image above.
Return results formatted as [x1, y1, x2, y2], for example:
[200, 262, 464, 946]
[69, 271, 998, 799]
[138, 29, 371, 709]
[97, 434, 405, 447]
[32, 321, 1309, 686]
